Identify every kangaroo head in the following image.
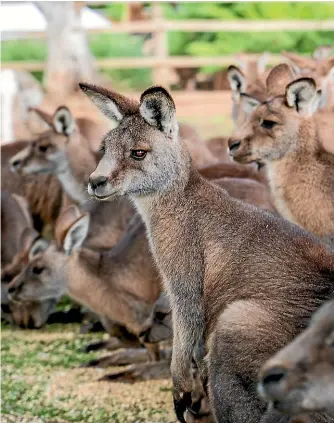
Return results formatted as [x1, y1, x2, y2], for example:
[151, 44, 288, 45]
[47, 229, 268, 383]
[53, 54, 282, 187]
[10, 106, 77, 175]
[1, 227, 39, 284]
[228, 64, 321, 164]
[8, 206, 89, 303]
[80, 84, 185, 200]
[259, 299, 334, 415]
[227, 53, 269, 126]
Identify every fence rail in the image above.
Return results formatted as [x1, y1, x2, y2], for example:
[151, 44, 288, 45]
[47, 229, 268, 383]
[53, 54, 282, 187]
[2, 6, 334, 87]
[3, 19, 334, 38]
[3, 54, 286, 72]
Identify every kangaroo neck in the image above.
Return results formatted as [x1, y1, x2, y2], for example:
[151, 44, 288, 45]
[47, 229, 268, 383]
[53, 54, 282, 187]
[56, 134, 94, 205]
[131, 148, 193, 230]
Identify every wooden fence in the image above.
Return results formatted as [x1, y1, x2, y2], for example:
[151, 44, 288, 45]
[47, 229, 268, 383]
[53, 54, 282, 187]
[2, 3, 334, 87]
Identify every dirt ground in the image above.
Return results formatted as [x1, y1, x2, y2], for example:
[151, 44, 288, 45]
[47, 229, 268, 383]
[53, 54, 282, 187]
[1, 323, 175, 423]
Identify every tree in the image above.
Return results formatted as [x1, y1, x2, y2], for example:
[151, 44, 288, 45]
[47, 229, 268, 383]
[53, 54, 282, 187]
[35, 1, 99, 98]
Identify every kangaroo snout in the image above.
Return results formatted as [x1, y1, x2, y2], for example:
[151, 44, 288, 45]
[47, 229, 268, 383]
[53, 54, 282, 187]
[228, 140, 241, 152]
[87, 173, 110, 199]
[259, 365, 289, 399]
[89, 175, 108, 190]
[10, 157, 22, 173]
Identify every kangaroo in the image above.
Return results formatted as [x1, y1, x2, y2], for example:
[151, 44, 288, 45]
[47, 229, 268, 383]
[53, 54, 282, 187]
[8, 205, 162, 360]
[259, 298, 334, 417]
[9, 106, 135, 249]
[229, 64, 334, 240]
[1, 192, 57, 328]
[206, 55, 269, 162]
[1, 141, 63, 233]
[82, 82, 334, 423]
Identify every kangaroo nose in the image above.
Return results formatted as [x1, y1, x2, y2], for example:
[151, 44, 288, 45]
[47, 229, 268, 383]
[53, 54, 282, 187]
[10, 159, 21, 171]
[228, 140, 241, 152]
[89, 175, 107, 190]
[260, 366, 288, 397]
[8, 285, 17, 294]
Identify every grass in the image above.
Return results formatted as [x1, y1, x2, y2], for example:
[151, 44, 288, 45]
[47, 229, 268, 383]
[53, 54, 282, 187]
[1, 322, 173, 423]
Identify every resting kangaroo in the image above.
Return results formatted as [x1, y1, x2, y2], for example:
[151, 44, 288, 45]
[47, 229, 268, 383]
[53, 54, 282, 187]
[82, 82, 334, 423]
[8, 205, 162, 361]
[1, 191, 57, 328]
[259, 298, 334, 417]
[229, 64, 334, 240]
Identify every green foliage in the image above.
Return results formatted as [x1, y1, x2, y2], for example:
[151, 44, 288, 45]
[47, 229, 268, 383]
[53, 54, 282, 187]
[1, 2, 333, 89]
[2, 33, 152, 91]
[90, 33, 152, 90]
[102, 3, 127, 21]
[160, 2, 334, 74]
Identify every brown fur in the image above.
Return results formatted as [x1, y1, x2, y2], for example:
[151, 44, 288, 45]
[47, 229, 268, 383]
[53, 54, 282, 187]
[1, 141, 63, 233]
[259, 298, 334, 417]
[229, 64, 334, 239]
[8, 207, 162, 342]
[199, 161, 266, 184]
[82, 83, 334, 423]
[8, 107, 135, 249]
[1, 193, 56, 328]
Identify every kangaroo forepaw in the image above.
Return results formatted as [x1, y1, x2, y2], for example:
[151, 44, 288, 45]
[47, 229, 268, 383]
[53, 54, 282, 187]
[173, 391, 192, 423]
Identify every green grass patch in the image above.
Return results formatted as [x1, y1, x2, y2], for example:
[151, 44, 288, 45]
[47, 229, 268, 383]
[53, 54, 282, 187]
[1, 324, 173, 422]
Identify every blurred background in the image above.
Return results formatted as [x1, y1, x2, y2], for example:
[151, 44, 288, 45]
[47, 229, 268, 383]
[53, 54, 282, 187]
[2, 1, 334, 142]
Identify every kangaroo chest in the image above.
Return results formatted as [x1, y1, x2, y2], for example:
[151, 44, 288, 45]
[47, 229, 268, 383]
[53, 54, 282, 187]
[57, 167, 88, 205]
[267, 162, 298, 225]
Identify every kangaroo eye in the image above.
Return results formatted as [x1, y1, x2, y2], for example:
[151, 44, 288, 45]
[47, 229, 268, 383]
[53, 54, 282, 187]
[131, 150, 147, 160]
[261, 120, 277, 129]
[32, 266, 44, 275]
[155, 312, 166, 321]
[39, 145, 49, 153]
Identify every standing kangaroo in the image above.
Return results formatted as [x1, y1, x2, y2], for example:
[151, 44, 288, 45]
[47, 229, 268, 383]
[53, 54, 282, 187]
[82, 82, 334, 423]
[206, 55, 269, 162]
[229, 64, 334, 241]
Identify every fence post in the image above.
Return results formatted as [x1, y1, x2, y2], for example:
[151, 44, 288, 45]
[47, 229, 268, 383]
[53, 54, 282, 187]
[151, 3, 169, 89]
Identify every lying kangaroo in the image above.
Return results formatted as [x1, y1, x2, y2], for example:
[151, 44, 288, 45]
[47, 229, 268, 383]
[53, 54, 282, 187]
[229, 64, 334, 240]
[1, 191, 57, 328]
[8, 205, 162, 362]
[259, 298, 334, 417]
[82, 82, 334, 423]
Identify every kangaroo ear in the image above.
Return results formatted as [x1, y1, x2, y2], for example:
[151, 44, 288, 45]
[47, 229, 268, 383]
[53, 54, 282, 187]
[20, 227, 39, 256]
[29, 238, 49, 261]
[312, 90, 325, 113]
[227, 66, 246, 98]
[282, 51, 315, 75]
[79, 83, 138, 123]
[53, 106, 76, 135]
[63, 213, 90, 256]
[139, 86, 178, 137]
[29, 107, 53, 129]
[240, 93, 261, 116]
[286, 78, 317, 115]
[266, 64, 295, 97]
